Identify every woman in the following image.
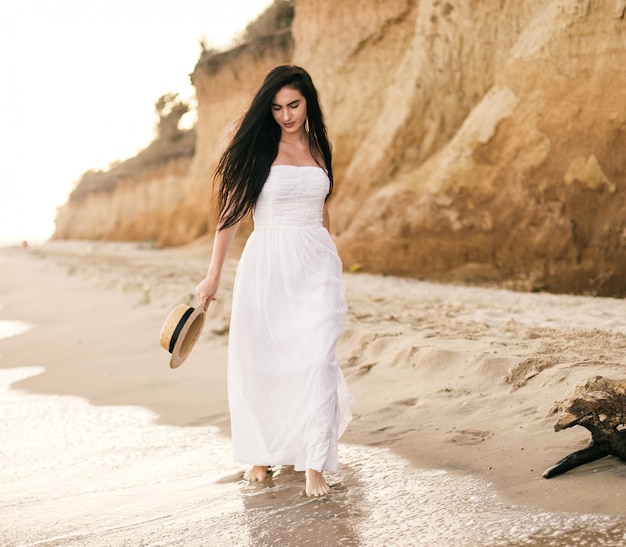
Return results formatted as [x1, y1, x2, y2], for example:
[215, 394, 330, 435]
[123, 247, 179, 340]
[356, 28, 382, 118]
[196, 65, 352, 497]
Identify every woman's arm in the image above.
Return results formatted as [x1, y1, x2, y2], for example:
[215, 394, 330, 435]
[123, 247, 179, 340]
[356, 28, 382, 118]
[195, 221, 240, 309]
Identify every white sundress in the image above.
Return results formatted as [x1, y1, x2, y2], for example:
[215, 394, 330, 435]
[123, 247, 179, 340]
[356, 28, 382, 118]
[227, 164, 353, 473]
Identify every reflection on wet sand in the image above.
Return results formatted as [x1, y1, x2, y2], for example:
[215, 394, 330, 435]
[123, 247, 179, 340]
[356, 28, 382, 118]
[238, 465, 362, 546]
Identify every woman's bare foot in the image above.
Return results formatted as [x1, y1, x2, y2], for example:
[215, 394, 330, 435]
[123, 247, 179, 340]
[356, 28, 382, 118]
[305, 469, 331, 497]
[243, 465, 268, 482]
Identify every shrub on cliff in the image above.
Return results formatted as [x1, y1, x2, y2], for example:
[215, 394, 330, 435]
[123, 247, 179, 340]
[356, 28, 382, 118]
[238, 0, 294, 43]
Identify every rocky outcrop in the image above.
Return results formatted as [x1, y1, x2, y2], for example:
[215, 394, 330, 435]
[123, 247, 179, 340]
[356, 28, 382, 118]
[54, 0, 626, 295]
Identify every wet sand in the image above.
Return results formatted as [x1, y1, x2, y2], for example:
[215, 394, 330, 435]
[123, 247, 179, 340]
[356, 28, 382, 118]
[1, 241, 625, 545]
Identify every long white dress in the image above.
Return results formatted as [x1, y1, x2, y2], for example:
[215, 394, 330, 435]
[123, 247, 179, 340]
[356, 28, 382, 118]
[228, 164, 353, 473]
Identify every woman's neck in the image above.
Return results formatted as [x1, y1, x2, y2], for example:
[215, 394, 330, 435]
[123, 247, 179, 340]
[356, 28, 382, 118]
[280, 129, 308, 145]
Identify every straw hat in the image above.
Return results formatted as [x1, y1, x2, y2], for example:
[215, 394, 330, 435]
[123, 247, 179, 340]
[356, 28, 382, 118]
[159, 304, 207, 368]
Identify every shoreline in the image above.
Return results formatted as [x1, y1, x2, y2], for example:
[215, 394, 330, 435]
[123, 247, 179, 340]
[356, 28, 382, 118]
[1, 240, 625, 518]
[6, 366, 622, 546]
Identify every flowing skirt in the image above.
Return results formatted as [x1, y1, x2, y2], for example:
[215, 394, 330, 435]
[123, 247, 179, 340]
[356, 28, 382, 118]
[228, 225, 352, 472]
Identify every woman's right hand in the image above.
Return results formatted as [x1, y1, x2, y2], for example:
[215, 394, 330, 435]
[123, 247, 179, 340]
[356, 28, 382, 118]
[196, 220, 240, 310]
[195, 275, 219, 310]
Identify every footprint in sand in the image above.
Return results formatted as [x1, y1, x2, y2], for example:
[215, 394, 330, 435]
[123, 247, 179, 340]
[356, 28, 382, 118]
[446, 428, 494, 445]
[395, 397, 418, 406]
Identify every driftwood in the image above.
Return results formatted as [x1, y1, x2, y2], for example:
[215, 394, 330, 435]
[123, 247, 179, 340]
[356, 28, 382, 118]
[543, 376, 626, 479]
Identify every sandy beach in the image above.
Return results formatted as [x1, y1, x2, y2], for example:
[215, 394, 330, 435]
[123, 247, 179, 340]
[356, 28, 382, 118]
[1, 241, 625, 546]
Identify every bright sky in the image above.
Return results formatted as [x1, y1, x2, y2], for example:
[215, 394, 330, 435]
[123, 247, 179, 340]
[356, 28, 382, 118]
[0, 0, 273, 243]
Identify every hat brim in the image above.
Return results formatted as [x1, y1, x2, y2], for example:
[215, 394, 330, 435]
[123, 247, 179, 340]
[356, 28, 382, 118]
[160, 304, 207, 369]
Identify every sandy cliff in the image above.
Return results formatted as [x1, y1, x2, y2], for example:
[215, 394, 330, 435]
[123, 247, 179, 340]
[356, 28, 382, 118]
[54, 0, 626, 294]
[54, 156, 193, 243]
[292, 0, 626, 294]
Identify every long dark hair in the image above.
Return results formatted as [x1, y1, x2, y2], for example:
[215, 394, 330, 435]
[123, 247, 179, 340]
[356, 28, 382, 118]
[214, 65, 333, 229]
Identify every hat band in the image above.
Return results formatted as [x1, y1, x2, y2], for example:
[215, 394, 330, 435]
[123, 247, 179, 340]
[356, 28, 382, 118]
[169, 307, 195, 353]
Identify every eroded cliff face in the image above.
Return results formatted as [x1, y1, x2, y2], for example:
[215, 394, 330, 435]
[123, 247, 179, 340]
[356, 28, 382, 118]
[54, 157, 193, 243]
[292, 0, 626, 294]
[55, 0, 626, 294]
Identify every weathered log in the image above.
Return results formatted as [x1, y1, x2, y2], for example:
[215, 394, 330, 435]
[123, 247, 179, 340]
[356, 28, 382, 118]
[543, 376, 626, 479]
[543, 439, 608, 479]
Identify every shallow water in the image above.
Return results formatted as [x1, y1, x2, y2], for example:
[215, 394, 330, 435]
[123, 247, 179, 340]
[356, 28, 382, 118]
[0, 319, 33, 340]
[1, 366, 625, 547]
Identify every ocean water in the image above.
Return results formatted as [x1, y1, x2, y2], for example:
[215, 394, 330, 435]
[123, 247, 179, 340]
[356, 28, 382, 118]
[1, 366, 625, 547]
[0, 319, 33, 340]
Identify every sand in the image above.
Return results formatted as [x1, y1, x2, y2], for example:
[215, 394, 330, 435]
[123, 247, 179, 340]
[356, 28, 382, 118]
[1, 240, 625, 543]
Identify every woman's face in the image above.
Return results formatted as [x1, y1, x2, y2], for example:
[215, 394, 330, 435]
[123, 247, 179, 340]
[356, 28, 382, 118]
[271, 86, 307, 135]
